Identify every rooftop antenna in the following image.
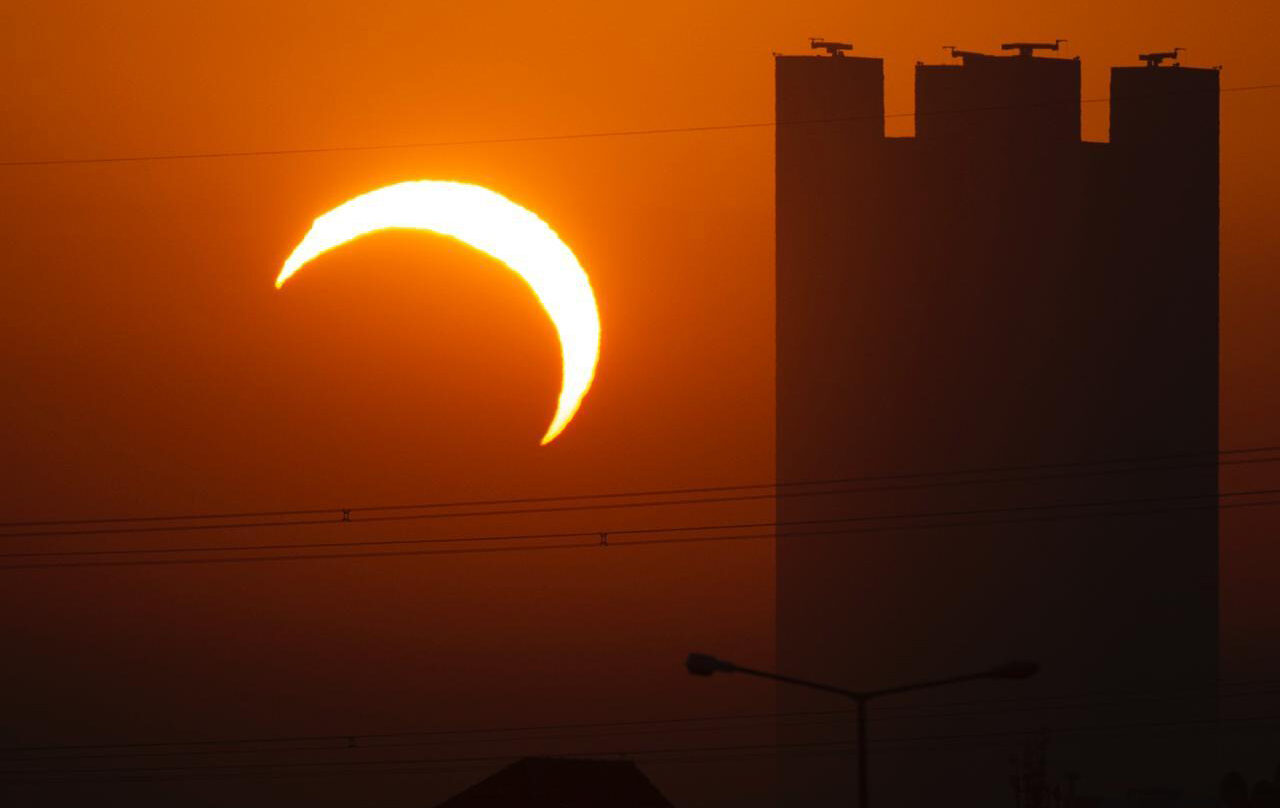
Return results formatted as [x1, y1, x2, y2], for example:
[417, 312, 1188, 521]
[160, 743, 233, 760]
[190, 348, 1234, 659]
[810, 37, 852, 57]
[1000, 39, 1066, 57]
[1138, 48, 1185, 67]
[944, 45, 986, 62]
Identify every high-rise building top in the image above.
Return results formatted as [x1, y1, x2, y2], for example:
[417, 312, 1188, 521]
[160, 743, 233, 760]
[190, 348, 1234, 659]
[916, 47, 1081, 143]
[776, 43, 1219, 808]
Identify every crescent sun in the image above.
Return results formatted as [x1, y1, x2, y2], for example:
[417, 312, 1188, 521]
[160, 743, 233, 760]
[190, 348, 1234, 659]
[276, 180, 600, 445]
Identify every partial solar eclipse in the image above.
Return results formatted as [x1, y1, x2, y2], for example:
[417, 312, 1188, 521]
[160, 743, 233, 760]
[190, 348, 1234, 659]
[277, 180, 600, 445]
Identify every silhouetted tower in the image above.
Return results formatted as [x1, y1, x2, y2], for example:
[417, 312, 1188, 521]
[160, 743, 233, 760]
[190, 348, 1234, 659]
[776, 43, 1219, 807]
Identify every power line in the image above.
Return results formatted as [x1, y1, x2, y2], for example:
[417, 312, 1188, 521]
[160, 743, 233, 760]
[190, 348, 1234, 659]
[5, 713, 1278, 785]
[0, 83, 1275, 169]
[633, 712, 1280, 767]
[8, 675, 1275, 759]
[3, 444, 1274, 539]
[10, 444, 1268, 529]
[0, 484, 1274, 563]
[8, 675, 1275, 757]
[0, 490, 1272, 571]
[7, 683, 1276, 765]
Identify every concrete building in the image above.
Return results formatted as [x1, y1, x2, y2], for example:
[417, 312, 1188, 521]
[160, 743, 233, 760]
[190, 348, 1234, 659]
[776, 43, 1219, 806]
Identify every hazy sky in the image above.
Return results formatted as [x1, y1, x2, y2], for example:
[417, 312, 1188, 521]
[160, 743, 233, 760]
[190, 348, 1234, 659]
[1, 1, 1277, 804]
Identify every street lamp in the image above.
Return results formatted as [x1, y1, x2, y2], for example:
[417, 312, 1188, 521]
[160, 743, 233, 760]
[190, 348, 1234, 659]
[685, 653, 1038, 808]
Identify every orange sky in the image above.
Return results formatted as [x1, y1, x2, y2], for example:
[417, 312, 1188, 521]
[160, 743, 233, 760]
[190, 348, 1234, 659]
[1, 1, 1277, 804]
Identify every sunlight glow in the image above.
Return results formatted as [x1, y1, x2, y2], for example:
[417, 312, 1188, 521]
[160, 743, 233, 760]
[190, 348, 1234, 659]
[276, 180, 600, 445]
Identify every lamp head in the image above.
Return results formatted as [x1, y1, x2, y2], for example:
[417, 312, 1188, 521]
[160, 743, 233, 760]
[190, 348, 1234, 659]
[686, 653, 736, 677]
[987, 660, 1040, 679]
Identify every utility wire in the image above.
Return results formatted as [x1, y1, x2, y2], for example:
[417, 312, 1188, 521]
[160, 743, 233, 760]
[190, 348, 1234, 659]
[5, 445, 1266, 529]
[5, 713, 1278, 784]
[0, 490, 1272, 571]
[0, 484, 1273, 563]
[2, 444, 1273, 539]
[7, 442, 1271, 528]
[6, 684, 1276, 765]
[6, 675, 1275, 758]
[0, 83, 1276, 169]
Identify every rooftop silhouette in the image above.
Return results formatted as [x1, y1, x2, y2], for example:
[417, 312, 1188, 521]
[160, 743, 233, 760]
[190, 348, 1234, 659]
[433, 757, 675, 807]
[775, 41, 1220, 807]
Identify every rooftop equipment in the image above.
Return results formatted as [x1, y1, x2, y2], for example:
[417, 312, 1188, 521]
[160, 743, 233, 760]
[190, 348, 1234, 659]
[809, 37, 853, 57]
[1000, 40, 1067, 57]
[1138, 48, 1185, 67]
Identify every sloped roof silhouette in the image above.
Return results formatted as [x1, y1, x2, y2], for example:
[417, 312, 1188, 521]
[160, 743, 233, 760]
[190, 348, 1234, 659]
[433, 756, 675, 807]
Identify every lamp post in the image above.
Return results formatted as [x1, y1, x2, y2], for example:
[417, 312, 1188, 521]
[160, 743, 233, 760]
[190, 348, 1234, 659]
[685, 653, 1038, 808]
